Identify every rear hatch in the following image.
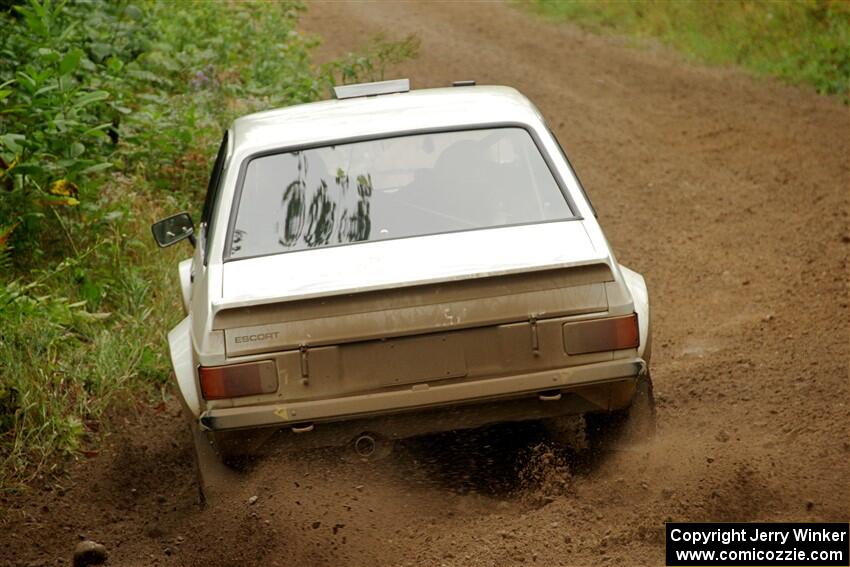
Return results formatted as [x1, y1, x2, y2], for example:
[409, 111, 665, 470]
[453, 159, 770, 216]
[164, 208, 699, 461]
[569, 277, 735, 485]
[214, 221, 614, 400]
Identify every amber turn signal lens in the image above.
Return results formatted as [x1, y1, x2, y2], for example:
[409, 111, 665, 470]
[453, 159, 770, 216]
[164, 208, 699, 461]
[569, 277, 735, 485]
[562, 313, 639, 355]
[199, 360, 278, 400]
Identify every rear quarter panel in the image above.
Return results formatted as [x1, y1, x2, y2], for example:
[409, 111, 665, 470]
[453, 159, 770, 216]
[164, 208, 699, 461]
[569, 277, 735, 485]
[619, 264, 651, 361]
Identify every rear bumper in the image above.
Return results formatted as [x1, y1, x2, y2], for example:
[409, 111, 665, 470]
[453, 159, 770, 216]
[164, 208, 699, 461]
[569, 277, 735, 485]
[199, 357, 646, 433]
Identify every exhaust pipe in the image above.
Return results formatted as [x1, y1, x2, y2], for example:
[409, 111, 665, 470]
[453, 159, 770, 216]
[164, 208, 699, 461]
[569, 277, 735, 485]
[538, 389, 563, 402]
[353, 434, 377, 458]
[291, 422, 314, 434]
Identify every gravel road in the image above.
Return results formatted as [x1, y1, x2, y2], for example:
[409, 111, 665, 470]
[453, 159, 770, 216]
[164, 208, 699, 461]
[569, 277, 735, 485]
[2, 2, 848, 565]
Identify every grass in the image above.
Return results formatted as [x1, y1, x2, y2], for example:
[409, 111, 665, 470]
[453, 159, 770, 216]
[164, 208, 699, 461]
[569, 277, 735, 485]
[525, 0, 850, 100]
[0, 0, 417, 490]
[0, 188, 185, 485]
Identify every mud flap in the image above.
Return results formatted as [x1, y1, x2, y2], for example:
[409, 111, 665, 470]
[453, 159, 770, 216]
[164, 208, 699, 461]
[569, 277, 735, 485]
[620, 372, 656, 444]
[586, 372, 656, 452]
[189, 420, 239, 506]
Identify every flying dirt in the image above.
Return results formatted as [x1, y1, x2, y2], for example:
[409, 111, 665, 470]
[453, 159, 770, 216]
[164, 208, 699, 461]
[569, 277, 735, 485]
[1, 2, 847, 566]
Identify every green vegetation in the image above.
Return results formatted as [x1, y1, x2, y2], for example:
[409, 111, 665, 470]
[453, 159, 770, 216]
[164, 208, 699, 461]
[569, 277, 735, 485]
[0, 0, 416, 488]
[527, 0, 850, 99]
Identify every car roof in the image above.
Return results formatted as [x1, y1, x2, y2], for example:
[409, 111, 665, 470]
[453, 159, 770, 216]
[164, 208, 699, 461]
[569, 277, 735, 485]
[229, 85, 546, 157]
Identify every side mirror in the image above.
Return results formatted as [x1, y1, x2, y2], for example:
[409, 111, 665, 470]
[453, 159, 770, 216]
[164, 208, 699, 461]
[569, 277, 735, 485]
[151, 212, 196, 248]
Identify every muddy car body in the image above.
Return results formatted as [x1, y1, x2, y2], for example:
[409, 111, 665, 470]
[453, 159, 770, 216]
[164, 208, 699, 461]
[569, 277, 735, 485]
[153, 80, 653, 484]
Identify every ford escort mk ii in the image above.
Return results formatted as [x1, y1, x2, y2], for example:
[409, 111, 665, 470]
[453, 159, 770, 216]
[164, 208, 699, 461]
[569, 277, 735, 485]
[151, 80, 654, 491]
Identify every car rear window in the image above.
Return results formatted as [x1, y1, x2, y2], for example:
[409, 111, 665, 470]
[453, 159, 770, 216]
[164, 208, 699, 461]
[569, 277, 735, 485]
[226, 127, 573, 259]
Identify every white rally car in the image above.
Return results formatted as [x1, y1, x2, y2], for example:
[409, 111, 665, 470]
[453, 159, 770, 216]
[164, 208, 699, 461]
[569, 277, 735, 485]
[152, 80, 654, 495]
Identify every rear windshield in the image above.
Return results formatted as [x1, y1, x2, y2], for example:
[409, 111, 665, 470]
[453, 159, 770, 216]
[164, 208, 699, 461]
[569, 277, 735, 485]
[227, 127, 573, 259]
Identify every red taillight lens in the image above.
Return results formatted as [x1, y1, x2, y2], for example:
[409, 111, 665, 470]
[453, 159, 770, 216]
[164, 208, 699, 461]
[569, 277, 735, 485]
[562, 313, 639, 355]
[199, 360, 278, 400]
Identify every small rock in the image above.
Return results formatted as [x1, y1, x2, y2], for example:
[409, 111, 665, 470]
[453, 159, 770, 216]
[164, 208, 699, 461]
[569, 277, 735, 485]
[247, 495, 258, 505]
[73, 540, 108, 567]
[311, 521, 321, 530]
[841, 234, 850, 243]
[563, 534, 572, 544]
[163, 546, 173, 556]
[806, 500, 815, 511]
[355, 485, 364, 491]
[715, 430, 730, 442]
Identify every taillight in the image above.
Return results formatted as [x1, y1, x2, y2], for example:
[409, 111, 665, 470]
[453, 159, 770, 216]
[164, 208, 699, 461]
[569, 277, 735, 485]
[199, 360, 278, 400]
[562, 313, 639, 355]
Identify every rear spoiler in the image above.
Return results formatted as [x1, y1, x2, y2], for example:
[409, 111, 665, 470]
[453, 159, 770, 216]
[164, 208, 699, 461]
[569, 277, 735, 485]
[334, 78, 410, 100]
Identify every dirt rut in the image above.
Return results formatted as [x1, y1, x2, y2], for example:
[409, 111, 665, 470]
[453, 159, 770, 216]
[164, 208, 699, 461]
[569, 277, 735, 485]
[2, 1, 848, 566]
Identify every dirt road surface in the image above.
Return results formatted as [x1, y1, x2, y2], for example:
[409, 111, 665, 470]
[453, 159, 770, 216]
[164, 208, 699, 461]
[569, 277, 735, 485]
[2, 2, 848, 566]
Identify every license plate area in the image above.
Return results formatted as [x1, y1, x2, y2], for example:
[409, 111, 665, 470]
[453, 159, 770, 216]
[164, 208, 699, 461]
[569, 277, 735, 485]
[352, 333, 468, 386]
[274, 332, 467, 401]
